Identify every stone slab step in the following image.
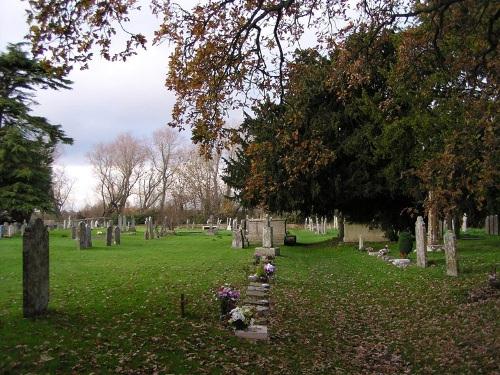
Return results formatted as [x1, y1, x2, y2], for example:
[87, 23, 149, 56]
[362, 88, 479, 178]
[243, 298, 269, 306]
[235, 325, 269, 341]
[246, 289, 269, 298]
[249, 282, 270, 289]
[242, 304, 269, 316]
[247, 285, 269, 292]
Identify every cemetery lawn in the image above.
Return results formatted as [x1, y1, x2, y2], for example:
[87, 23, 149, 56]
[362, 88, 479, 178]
[0, 228, 499, 374]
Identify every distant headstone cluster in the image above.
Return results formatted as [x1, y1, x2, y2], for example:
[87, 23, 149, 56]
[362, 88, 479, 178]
[304, 216, 328, 234]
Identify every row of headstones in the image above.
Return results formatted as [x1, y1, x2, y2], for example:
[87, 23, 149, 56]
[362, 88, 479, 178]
[62, 216, 136, 232]
[417, 216, 458, 276]
[361, 216, 459, 276]
[0, 221, 27, 238]
[485, 215, 499, 235]
[304, 216, 328, 234]
[144, 216, 173, 239]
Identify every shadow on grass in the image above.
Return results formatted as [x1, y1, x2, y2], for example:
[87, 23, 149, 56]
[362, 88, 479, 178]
[295, 238, 338, 249]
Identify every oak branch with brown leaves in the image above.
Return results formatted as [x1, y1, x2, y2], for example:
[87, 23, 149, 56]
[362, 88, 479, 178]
[25, 0, 498, 153]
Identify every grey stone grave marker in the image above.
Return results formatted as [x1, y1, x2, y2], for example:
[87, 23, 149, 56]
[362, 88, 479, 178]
[444, 231, 458, 276]
[23, 219, 49, 317]
[106, 226, 113, 246]
[415, 216, 427, 268]
[114, 226, 121, 245]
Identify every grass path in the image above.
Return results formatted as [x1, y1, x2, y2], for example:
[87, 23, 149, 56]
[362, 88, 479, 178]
[0, 227, 498, 373]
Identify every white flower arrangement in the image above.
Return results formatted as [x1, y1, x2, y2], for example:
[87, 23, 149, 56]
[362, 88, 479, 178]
[228, 306, 254, 329]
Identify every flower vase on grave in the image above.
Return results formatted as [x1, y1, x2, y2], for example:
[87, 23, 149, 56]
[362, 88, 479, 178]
[233, 319, 247, 330]
[220, 299, 236, 318]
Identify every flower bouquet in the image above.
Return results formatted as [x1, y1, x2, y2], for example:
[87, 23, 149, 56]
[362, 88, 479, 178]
[255, 263, 268, 282]
[228, 306, 254, 330]
[264, 263, 275, 276]
[217, 284, 240, 317]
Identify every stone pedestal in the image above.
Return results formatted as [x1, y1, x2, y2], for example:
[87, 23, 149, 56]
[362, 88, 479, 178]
[255, 247, 280, 257]
[23, 219, 49, 317]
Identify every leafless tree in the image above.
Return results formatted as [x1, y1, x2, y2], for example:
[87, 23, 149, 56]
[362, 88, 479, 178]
[87, 133, 146, 215]
[178, 147, 225, 218]
[51, 165, 75, 217]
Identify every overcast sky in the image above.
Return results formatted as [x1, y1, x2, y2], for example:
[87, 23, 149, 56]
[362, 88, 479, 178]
[0, 0, 202, 209]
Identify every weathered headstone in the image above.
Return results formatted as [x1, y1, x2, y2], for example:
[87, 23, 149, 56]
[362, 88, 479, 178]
[71, 225, 77, 240]
[148, 216, 154, 239]
[85, 224, 92, 248]
[78, 221, 86, 249]
[21, 221, 27, 236]
[358, 235, 364, 250]
[7, 224, 14, 237]
[255, 214, 280, 256]
[23, 219, 49, 317]
[493, 215, 499, 235]
[444, 231, 458, 276]
[106, 226, 113, 246]
[114, 226, 121, 245]
[0, 224, 3, 238]
[232, 229, 244, 249]
[415, 216, 427, 268]
[461, 214, 467, 232]
[144, 217, 150, 240]
[130, 216, 136, 231]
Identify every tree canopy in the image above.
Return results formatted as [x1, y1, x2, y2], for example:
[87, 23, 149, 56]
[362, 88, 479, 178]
[25, 0, 498, 151]
[24, 0, 499, 219]
[0, 43, 73, 222]
[223, 20, 498, 230]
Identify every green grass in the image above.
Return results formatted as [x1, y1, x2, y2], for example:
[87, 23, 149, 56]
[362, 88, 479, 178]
[0, 227, 498, 374]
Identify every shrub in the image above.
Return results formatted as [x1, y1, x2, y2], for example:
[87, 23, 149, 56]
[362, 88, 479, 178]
[398, 231, 413, 257]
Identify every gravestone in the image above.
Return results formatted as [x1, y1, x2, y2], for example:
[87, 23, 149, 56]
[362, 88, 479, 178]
[114, 226, 121, 245]
[23, 218, 49, 317]
[106, 226, 113, 246]
[63, 219, 67, 229]
[415, 216, 427, 268]
[21, 220, 27, 236]
[494, 215, 499, 235]
[78, 222, 86, 249]
[71, 225, 77, 240]
[144, 217, 150, 240]
[148, 217, 154, 239]
[232, 229, 244, 249]
[7, 224, 14, 237]
[444, 231, 458, 276]
[130, 216, 136, 232]
[0, 224, 3, 238]
[358, 235, 364, 250]
[255, 215, 280, 256]
[461, 214, 467, 232]
[85, 224, 92, 248]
